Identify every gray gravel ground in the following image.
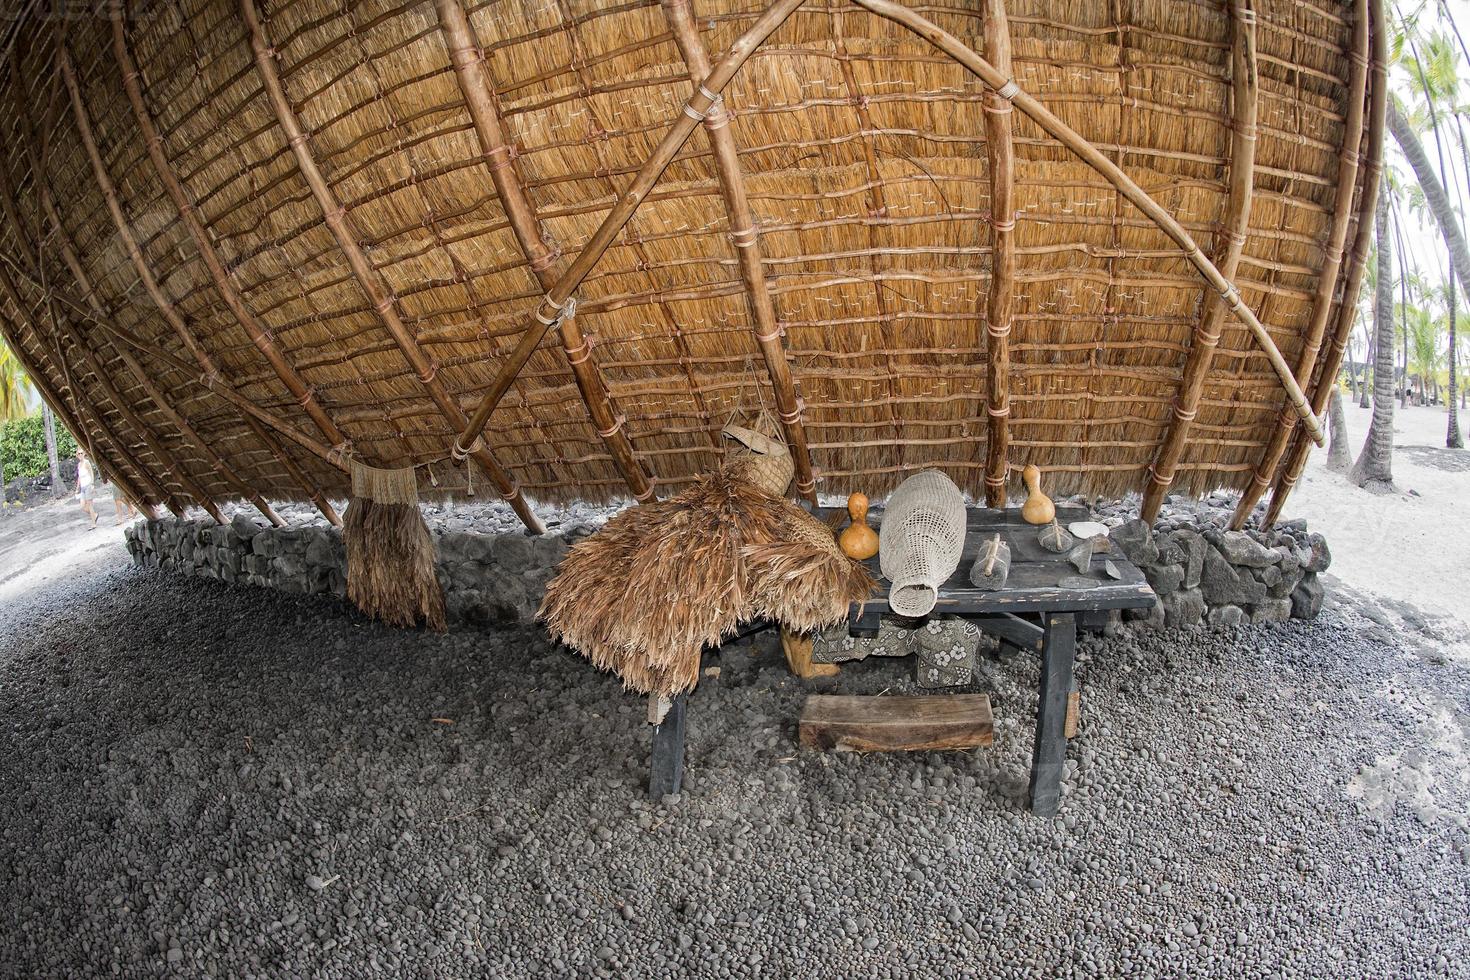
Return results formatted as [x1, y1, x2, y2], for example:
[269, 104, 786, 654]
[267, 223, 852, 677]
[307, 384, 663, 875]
[2, 544, 1468, 979]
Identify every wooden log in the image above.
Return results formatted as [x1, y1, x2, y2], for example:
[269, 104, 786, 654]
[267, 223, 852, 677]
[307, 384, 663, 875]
[434, 0, 654, 502]
[981, 0, 1014, 507]
[849, 0, 1324, 446]
[1230, 0, 1370, 530]
[1264, 0, 1386, 527]
[661, 0, 817, 503]
[780, 628, 839, 679]
[799, 694, 994, 753]
[1141, 0, 1258, 524]
[240, 0, 543, 534]
[454, 0, 808, 454]
[968, 533, 1011, 590]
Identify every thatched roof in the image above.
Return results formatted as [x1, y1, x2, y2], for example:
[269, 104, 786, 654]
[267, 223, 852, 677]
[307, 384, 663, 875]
[0, 0, 1383, 534]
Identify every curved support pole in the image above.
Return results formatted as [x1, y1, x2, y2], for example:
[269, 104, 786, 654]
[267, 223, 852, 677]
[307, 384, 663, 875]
[980, 0, 1014, 507]
[58, 46, 284, 526]
[1230, 0, 1370, 530]
[240, 0, 543, 532]
[1141, 0, 1259, 523]
[433, 0, 654, 502]
[0, 277, 164, 517]
[110, 7, 344, 524]
[660, 0, 817, 503]
[1264, 0, 1387, 527]
[848, 0, 1323, 447]
[454, 0, 808, 455]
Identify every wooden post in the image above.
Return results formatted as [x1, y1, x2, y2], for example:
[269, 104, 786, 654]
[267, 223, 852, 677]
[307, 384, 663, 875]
[1028, 611, 1075, 816]
[649, 691, 688, 798]
[848, 0, 1324, 446]
[1141, 0, 1258, 524]
[660, 0, 818, 503]
[780, 627, 839, 679]
[1265, 0, 1386, 527]
[240, 0, 543, 534]
[981, 0, 1014, 507]
[110, 11, 345, 525]
[453, 0, 809, 454]
[433, 0, 654, 502]
[1229, 0, 1370, 530]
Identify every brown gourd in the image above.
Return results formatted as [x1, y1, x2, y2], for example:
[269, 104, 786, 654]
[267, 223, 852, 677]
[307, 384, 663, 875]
[838, 492, 879, 560]
[1020, 464, 1055, 525]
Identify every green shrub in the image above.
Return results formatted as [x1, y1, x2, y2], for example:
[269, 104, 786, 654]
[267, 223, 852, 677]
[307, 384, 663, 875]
[0, 413, 78, 480]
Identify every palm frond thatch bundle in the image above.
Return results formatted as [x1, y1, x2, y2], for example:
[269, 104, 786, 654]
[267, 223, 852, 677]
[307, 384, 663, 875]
[342, 462, 446, 631]
[539, 458, 872, 696]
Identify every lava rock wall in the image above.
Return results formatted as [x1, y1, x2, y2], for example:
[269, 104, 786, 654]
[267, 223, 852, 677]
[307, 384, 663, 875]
[124, 513, 581, 625]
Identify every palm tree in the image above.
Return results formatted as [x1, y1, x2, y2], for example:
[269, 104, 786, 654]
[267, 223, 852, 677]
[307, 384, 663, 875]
[1354, 191, 1397, 489]
[1405, 301, 1442, 403]
[0, 339, 30, 421]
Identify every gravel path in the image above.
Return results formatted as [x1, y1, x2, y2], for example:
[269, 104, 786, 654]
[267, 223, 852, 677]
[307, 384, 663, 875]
[2, 546, 1468, 978]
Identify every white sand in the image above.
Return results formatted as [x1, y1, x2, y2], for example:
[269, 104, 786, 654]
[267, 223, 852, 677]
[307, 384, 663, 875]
[1275, 401, 1470, 625]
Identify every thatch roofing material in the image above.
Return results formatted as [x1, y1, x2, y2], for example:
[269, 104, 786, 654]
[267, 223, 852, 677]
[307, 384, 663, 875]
[0, 0, 1382, 525]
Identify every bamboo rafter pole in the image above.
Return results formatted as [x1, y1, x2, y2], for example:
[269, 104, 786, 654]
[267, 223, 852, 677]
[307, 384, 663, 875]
[110, 7, 344, 524]
[1140, 0, 1259, 524]
[0, 267, 165, 516]
[659, 0, 818, 503]
[1264, 0, 1386, 527]
[32, 181, 236, 526]
[453, 0, 808, 457]
[1229, 0, 1370, 530]
[49, 57, 279, 526]
[849, 0, 1324, 447]
[59, 42, 336, 527]
[980, 0, 1014, 507]
[433, 0, 654, 502]
[240, 0, 543, 534]
[0, 162, 172, 516]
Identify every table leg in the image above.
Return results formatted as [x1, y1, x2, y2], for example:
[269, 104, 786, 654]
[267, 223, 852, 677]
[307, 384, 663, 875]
[781, 628, 839, 678]
[649, 691, 687, 799]
[1028, 612, 1076, 816]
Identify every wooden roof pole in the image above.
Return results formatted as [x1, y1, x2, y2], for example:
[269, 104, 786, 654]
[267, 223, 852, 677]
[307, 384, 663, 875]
[1229, 0, 1370, 530]
[55, 52, 283, 528]
[1140, 0, 1259, 524]
[980, 0, 1014, 508]
[240, 0, 542, 534]
[46, 286, 347, 467]
[660, 0, 817, 504]
[33, 184, 237, 526]
[432, 0, 654, 503]
[0, 169, 173, 516]
[58, 44, 335, 527]
[455, 0, 807, 454]
[849, 0, 1324, 448]
[0, 273, 166, 516]
[110, 9, 345, 523]
[1265, 0, 1386, 527]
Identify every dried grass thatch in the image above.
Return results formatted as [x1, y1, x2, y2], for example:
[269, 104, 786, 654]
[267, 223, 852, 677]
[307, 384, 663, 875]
[539, 457, 873, 695]
[0, 0, 1383, 537]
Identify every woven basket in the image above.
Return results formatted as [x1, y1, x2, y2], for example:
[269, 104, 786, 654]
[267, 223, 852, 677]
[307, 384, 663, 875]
[879, 470, 967, 618]
[722, 422, 794, 499]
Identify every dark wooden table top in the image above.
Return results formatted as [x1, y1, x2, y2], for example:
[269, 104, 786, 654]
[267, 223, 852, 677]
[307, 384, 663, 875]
[819, 504, 1157, 617]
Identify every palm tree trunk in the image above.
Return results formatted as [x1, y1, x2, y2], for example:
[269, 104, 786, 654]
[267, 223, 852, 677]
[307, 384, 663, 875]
[1327, 387, 1352, 471]
[1449, 272, 1464, 446]
[42, 404, 60, 498]
[1353, 191, 1395, 489]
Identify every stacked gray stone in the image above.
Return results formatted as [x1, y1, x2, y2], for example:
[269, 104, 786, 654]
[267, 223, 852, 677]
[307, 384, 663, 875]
[124, 513, 585, 625]
[1108, 516, 1329, 629]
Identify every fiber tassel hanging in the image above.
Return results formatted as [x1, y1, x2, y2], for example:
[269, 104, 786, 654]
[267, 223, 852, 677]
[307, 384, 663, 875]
[343, 462, 446, 631]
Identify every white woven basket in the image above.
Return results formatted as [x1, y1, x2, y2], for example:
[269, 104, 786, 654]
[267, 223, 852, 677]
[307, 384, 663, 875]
[879, 470, 967, 617]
